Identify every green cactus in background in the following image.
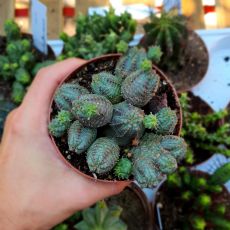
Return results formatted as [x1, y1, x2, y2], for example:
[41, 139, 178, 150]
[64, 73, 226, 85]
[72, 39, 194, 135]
[190, 215, 206, 230]
[72, 94, 113, 128]
[54, 83, 89, 111]
[114, 158, 132, 179]
[75, 201, 127, 230]
[147, 46, 162, 63]
[11, 81, 26, 104]
[15, 68, 31, 85]
[110, 101, 145, 141]
[116, 40, 129, 53]
[143, 12, 187, 69]
[87, 137, 120, 174]
[68, 120, 97, 154]
[49, 110, 73, 137]
[121, 68, 159, 107]
[32, 60, 56, 76]
[4, 19, 21, 41]
[209, 162, 230, 185]
[91, 72, 122, 104]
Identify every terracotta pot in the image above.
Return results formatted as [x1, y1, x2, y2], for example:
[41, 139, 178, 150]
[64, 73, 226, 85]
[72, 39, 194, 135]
[152, 170, 230, 230]
[49, 54, 182, 185]
[140, 30, 209, 93]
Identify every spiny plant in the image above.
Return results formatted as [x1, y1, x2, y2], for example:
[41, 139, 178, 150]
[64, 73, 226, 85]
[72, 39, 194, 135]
[163, 165, 230, 230]
[180, 93, 230, 165]
[143, 11, 188, 70]
[49, 48, 186, 188]
[59, 7, 136, 60]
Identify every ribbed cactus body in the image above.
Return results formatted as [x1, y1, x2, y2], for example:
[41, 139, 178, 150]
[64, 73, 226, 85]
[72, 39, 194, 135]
[121, 70, 159, 107]
[72, 94, 113, 128]
[87, 137, 120, 174]
[76, 201, 127, 230]
[91, 72, 122, 104]
[54, 83, 89, 111]
[110, 101, 145, 140]
[114, 158, 132, 179]
[115, 47, 147, 79]
[156, 154, 177, 174]
[68, 120, 97, 154]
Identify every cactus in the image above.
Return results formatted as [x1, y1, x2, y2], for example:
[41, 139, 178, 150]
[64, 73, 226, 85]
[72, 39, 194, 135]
[190, 216, 206, 230]
[68, 120, 97, 154]
[87, 137, 120, 174]
[54, 83, 89, 111]
[147, 46, 162, 63]
[49, 110, 73, 137]
[209, 162, 230, 185]
[121, 68, 159, 107]
[114, 158, 132, 179]
[72, 94, 113, 128]
[4, 19, 21, 41]
[11, 81, 26, 104]
[15, 68, 31, 85]
[116, 40, 129, 53]
[110, 101, 145, 141]
[75, 201, 127, 230]
[91, 72, 122, 104]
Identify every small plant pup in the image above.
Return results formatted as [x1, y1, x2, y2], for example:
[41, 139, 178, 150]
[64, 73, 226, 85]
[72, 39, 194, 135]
[49, 47, 186, 188]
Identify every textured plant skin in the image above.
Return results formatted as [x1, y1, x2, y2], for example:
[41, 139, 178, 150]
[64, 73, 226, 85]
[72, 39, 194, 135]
[209, 162, 230, 185]
[15, 68, 31, 85]
[87, 137, 120, 174]
[4, 19, 21, 41]
[121, 69, 159, 107]
[110, 101, 145, 141]
[68, 120, 97, 154]
[116, 40, 129, 53]
[147, 46, 162, 63]
[75, 201, 127, 230]
[91, 72, 122, 104]
[49, 110, 73, 137]
[114, 158, 132, 179]
[72, 94, 113, 128]
[54, 83, 89, 111]
[143, 113, 158, 130]
[11, 81, 25, 104]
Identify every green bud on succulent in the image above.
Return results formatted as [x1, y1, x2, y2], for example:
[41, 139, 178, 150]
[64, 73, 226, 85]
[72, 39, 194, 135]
[114, 158, 132, 179]
[20, 39, 31, 50]
[140, 59, 152, 71]
[4, 19, 21, 41]
[72, 94, 113, 128]
[87, 137, 120, 174]
[19, 52, 35, 68]
[68, 120, 97, 154]
[215, 204, 226, 215]
[15, 68, 31, 85]
[207, 184, 223, 193]
[196, 194, 212, 208]
[190, 215, 206, 230]
[54, 83, 89, 111]
[147, 46, 162, 63]
[181, 190, 193, 201]
[91, 72, 122, 104]
[209, 162, 230, 185]
[116, 40, 129, 53]
[11, 81, 26, 104]
[75, 201, 127, 230]
[49, 110, 73, 137]
[195, 178, 207, 188]
[167, 172, 182, 187]
[110, 101, 145, 141]
[143, 113, 157, 129]
[121, 69, 159, 107]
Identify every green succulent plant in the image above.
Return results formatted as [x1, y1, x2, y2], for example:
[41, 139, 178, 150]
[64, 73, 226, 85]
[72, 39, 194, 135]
[72, 94, 113, 128]
[11, 81, 26, 104]
[4, 19, 21, 41]
[114, 158, 132, 179]
[54, 83, 89, 111]
[87, 137, 120, 174]
[68, 120, 97, 154]
[91, 72, 122, 104]
[147, 45, 163, 63]
[76, 201, 127, 230]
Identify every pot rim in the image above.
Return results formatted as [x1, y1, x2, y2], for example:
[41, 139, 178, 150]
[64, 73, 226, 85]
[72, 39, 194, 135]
[48, 53, 182, 184]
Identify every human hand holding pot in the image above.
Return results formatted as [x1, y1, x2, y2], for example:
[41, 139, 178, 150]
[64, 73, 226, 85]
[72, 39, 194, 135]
[0, 59, 128, 230]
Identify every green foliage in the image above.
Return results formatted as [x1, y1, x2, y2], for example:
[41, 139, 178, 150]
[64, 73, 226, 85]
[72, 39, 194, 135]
[60, 8, 136, 60]
[4, 19, 21, 41]
[72, 94, 113, 128]
[114, 158, 132, 179]
[143, 11, 187, 70]
[68, 120, 97, 154]
[15, 68, 31, 85]
[209, 162, 230, 185]
[180, 93, 230, 165]
[49, 110, 73, 137]
[190, 216, 206, 230]
[87, 137, 120, 174]
[121, 69, 159, 107]
[147, 46, 162, 63]
[75, 201, 127, 230]
[11, 81, 26, 104]
[91, 72, 122, 104]
[54, 83, 89, 111]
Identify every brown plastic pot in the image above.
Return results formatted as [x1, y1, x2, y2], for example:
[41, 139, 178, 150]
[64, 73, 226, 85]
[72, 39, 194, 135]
[152, 170, 230, 230]
[49, 54, 182, 185]
[140, 30, 209, 93]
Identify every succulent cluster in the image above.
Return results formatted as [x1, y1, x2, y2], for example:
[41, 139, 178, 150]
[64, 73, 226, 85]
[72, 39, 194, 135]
[180, 93, 230, 165]
[162, 163, 230, 230]
[143, 11, 188, 70]
[49, 47, 186, 188]
[0, 19, 55, 104]
[59, 8, 136, 60]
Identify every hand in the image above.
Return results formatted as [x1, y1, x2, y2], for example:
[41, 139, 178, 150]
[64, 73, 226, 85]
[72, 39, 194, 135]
[0, 59, 129, 230]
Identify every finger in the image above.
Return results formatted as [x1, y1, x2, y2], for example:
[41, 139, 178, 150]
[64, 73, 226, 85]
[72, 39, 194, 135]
[21, 58, 86, 122]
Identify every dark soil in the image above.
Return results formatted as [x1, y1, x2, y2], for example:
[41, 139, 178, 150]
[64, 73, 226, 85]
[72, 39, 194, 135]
[51, 54, 182, 181]
[154, 171, 230, 230]
[140, 30, 209, 92]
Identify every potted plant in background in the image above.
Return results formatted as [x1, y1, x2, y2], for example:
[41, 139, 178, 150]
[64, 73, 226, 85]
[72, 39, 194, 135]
[59, 8, 136, 60]
[49, 47, 187, 188]
[140, 11, 209, 92]
[154, 163, 230, 230]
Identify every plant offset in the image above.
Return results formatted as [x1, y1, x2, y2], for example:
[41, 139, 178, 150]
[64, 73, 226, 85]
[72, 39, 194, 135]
[49, 48, 186, 188]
